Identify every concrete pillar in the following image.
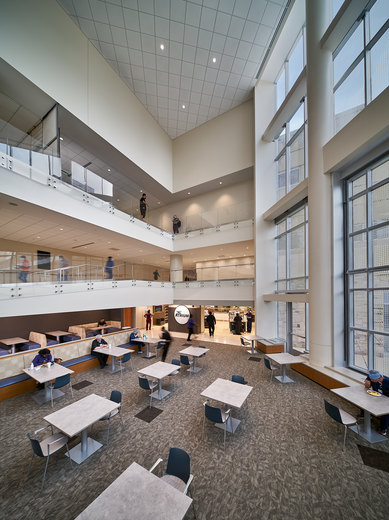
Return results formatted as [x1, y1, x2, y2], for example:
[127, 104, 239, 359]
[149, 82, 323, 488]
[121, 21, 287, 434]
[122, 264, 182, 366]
[306, 0, 333, 366]
[170, 254, 183, 282]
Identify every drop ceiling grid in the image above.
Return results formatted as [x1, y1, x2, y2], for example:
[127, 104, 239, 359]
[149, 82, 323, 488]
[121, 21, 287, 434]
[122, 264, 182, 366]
[58, 0, 287, 138]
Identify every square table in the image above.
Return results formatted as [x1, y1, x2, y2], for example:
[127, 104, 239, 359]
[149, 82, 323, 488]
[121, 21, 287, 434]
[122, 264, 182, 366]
[23, 363, 74, 405]
[201, 378, 253, 433]
[75, 462, 192, 520]
[132, 337, 159, 358]
[44, 394, 119, 464]
[0, 336, 28, 354]
[93, 345, 134, 373]
[242, 334, 263, 355]
[179, 346, 209, 373]
[265, 353, 305, 383]
[46, 330, 69, 343]
[138, 361, 179, 400]
[331, 385, 389, 444]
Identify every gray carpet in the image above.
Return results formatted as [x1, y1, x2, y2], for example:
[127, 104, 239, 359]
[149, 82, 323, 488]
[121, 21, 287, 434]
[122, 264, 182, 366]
[1, 338, 389, 520]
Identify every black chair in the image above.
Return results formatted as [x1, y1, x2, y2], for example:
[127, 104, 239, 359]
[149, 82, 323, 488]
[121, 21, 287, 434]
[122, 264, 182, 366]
[119, 351, 133, 375]
[202, 401, 231, 450]
[99, 390, 124, 444]
[324, 399, 358, 449]
[232, 375, 247, 385]
[264, 357, 280, 381]
[180, 354, 193, 373]
[168, 359, 181, 388]
[138, 376, 158, 407]
[149, 447, 193, 495]
[240, 337, 251, 353]
[48, 374, 73, 407]
[27, 425, 72, 490]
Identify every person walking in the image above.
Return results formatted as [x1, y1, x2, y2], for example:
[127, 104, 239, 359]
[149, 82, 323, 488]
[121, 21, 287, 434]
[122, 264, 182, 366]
[140, 193, 147, 219]
[144, 309, 153, 331]
[58, 255, 69, 281]
[105, 256, 114, 279]
[187, 314, 195, 341]
[18, 255, 30, 283]
[160, 326, 171, 362]
[206, 310, 216, 337]
[233, 313, 242, 335]
[246, 308, 254, 333]
[172, 214, 181, 234]
[153, 269, 160, 280]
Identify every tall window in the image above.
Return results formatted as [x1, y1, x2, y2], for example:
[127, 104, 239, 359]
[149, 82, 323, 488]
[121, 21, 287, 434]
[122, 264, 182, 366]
[345, 156, 389, 374]
[333, 0, 389, 132]
[276, 30, 305, 109]
[275, 102, 306, 200]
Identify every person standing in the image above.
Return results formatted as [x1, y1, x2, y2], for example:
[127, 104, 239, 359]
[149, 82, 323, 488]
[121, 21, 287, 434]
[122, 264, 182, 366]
[140, 193, 147, 219]
[160, 326, 171, 362]
[58, 255, 69, 281]
[172, 215, 181, 234]
[153, 269, 160, 280]
[206, 310, 216, 337]
[91, 334, 108, 369]
[233, 313, 242, 335]
[246, 308, 254, 333]
[364, 370, 389, 435]
[187, 314, 195, 341]
[105, 256, 114, 279]
[144, 309, 153, 331]
[18, 255, 30, 283]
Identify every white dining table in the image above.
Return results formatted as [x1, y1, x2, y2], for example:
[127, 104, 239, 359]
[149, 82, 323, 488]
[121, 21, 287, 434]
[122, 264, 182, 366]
[93, 345, 134, 373]
[179, 346, 209, 373]
[75, 462, 192, 519]
[44, 394, 120, 464]
[201, 378, 253, 433]
[138, 361, 179, 400]
[46, 330, 69, 343]
[23, 363, 74, 404]
[242, 334, 263, 355]
[132, 337, 159, 358]
[331, 384, 389, 444]
[265, 353, 306, 383]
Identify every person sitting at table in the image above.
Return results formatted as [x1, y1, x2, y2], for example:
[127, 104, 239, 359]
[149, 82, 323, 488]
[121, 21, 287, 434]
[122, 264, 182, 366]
[97, 318, 107, 328]
[130, 329, 142, 354]
[32, 348, 53, 367]
[91, 334, 108, 369]
[364, 369, 389, 435]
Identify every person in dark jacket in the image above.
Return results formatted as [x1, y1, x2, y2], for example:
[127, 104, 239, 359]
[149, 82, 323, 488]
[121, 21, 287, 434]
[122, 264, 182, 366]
[246, 309, 253, 333]
[206, 310, 216, 337]
[364, 370, 389, 435]
[91, 334, 108, 368]
[187, 314, 195, 341]
[233, 313, 242, 335]
[140, 193, 147, 219]
[161, 327, 172, 362]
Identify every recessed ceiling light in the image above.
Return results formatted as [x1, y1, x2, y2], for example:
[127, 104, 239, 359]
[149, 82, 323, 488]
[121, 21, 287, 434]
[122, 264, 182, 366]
[158, 201, 160, 204]
[108, 241, 111, 244]
[59, 228, 64, 231]
[37, 236, 40, 239]
[9, 202, 18, 206]
[212, 57, 216, 63]
[59, 137, 63, 141]
[182, 104, 186, 109]
[160, 43, 165, 50]
[187, 192, 190, 195]
[219, 181, 222, 184]
[108, 168, 111, 172]
[116, 198, 120, 201]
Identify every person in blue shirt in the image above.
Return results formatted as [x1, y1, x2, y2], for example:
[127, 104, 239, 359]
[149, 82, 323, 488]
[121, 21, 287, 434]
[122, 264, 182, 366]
[32, 348, 53, 367]
[245, 309, 253, 333]
[130, 329, 142, 353]
[364, 369, 389, 435]
[187, 314, 195, 341]
[105, 256, 114, 279]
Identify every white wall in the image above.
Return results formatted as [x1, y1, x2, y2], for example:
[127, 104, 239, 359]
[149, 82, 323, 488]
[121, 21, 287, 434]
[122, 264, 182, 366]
[172, 101, 254, 191]
[196, 256, 254, 280]
[0, 0, 173, 190]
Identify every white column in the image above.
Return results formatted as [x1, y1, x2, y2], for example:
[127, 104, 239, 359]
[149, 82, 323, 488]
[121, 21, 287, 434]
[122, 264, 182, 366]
[306, 0, 333, 366]
[170, 254, 183, 282]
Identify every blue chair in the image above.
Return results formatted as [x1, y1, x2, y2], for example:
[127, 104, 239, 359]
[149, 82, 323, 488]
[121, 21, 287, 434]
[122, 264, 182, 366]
[168, 359, 181, 388]
[99, 390, 124, 444]
[149, 447, 193, 496]
[264, 358, 280, 381]
[202, 401, 231, 450]
[138, 376, 158, 407]
[48, 374, 73, 408]
[324, 399, 358, 449]
[27, 425, 72, 490]
[240, 337, 251, 353]
[119, 351, 133, 375]
[46, 340, 57, 347]
[232, 375, 247, 385]
[180, 355, 193, 373]
[19, 342, 40, 351]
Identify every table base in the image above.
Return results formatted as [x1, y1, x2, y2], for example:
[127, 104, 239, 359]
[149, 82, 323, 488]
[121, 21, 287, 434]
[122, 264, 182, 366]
[349, 424, 388, 444]
[275, 375, 295, 384]
[33, 388, 64, 405]
[215, 417, 240, 434]
[189, 366, 202, 373]
[142, 353, 156, 359]
[104, 364, 121, 374]
[150, 388, 170, 400]
[66, 437, 103, 464]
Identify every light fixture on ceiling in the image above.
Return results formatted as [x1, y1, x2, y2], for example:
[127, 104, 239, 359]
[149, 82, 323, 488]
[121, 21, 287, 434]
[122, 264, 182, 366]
[8, 202, 18, 206]
[160, 43, 165, 50]
[59, 228, 64, 231]
[59, 137, 63, 141]
[187, 192, 190, 195]
[116, 198, 120, 201]
[158, 201, 160, 204]
[108, 168, 111, 172]
[219, 181, 222, 184]
[37, 236, 40, 239]
[212, 57, 216, 63]
[182, 104, 186, 109]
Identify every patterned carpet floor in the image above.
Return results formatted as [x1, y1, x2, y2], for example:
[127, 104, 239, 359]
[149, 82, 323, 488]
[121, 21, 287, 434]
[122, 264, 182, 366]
[1, 338, 388, 520]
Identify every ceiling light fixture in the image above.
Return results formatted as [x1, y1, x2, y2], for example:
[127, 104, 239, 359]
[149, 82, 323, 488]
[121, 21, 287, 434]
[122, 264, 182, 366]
[59, 137, 63, 141]
[182, 104, 186, 109]
[160, 43, 165, 50]
[187, 192, 190, 195]
[108, 168, 111, 172]
[212, 57, 216, 63]
[59, 228, 64, 231]
[219, 181, 222, 184]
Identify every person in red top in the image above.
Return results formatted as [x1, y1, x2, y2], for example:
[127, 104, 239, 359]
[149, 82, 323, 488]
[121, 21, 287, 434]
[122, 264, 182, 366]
[144, 309, 153, 331]
[18, 255, 30, 283]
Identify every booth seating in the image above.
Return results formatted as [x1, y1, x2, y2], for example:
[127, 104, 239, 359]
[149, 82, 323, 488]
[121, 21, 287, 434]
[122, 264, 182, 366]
[61, 334, 81, 343]
[19, 332, 52, 351]
[68, 321, 122, 339]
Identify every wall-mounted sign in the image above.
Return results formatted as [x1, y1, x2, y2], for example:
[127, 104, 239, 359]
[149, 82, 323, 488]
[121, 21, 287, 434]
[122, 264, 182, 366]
[174, 305, 190, 324]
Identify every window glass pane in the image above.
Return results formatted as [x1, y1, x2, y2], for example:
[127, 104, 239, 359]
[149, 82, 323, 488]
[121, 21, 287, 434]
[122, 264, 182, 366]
[351, 273, 367, 288]
[276, 128, 286, 154]
[373, 334, 388, 375]
[288, 208, 305, 228]
[372, 160, 389, 186]
[370, 29, 389, 101]
[277, 280, 287, 292]
[373, 290, 389, 332]
[373, 270, 389, 288]
[290, 131, 305, 190]
[277, 235, 286, 280]
[289, 104, 304, 137]
[353, 291, 368, 328]
[334, 60, 365, 132]
[352, 174, 366, 195]
[332, 0, 344, 19]
[289, 277, 306, 290]
[288, 36, 304, 89]
[292, 302, 306, 352]
[277, 154, 286, 200]
[277, 302, 286, 338]
[352, 194, 366, 231]
[352, 232, 367, 269]
[277, 220, 286, 234]
[372, 183, 389, 225]
[276, 69, 285, 109]
[371, 225, 389, 267]
[353, 330, 368, 369]
[369, 0, 389, 42]
[288, 226, 305, 278]
[334, 22, 363, 84]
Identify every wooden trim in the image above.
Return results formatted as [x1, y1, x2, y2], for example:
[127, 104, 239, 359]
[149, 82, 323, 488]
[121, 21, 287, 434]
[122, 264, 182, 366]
[291, 363, 348, 390]
[257, 341, 284, 354]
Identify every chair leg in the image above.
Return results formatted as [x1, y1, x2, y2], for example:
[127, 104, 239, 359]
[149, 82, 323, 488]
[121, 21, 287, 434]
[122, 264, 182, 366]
[41, 455, 50, 490]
